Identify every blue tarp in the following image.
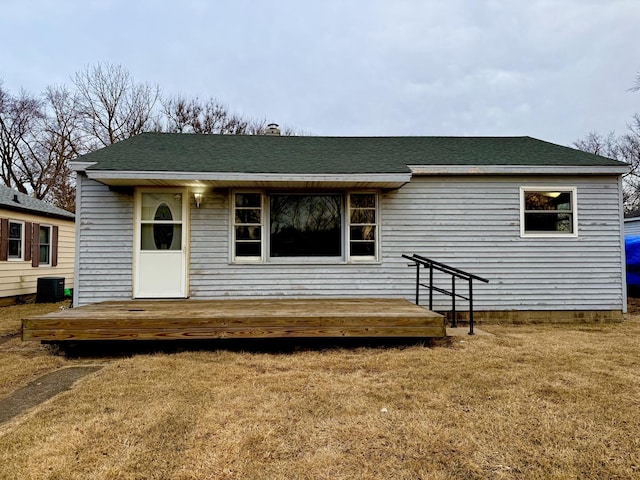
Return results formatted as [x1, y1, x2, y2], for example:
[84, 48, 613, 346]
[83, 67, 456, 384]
[625, 236, 640, 292]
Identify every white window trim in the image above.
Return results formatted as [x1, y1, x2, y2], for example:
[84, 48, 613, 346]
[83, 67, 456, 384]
[520, 186, 578, 238]
[8, 220, 24, 261]
[347, 192, 379, 262]
[231, 191, 265, 263]
[38, 224, 52, 267]
[230, 190, 380, 264]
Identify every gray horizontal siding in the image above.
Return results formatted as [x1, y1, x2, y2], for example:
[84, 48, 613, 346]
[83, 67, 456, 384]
[188, 175, 624, 311]
[76, 176, 133, 305]
[381, 176, 623, 310]
[624, 220, 640, 236]
[74, 174, 624, 312]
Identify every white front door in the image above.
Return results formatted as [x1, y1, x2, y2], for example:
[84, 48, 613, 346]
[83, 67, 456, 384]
[134, 190, 187, 298]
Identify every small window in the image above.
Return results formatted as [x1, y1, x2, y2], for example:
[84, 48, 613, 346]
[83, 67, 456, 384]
[8, 221, 23, 260]
[348, 193, 377, 259]
[234, 193, 262, 259]
[39, 225, 51, 265]
[521, 187, 577, 237]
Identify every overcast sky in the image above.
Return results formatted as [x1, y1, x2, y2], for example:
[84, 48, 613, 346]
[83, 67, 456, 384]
[1, 0, 639, 146]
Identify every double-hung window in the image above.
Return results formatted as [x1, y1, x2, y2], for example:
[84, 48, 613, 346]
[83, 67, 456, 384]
[8, 221, 24, 260]
[232, 191, 379, 262]
[348, 193, 377, 259]
[39, 225, 52, 265]
[233, 193, 263, 260]
[520, 187, 577, 237]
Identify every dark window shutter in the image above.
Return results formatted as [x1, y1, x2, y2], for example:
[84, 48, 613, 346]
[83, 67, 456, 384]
[0, 218, 8, 261]
[51, 226, 59, 267]
[32, 223, 40, 267]
[24, 222, 32, 262]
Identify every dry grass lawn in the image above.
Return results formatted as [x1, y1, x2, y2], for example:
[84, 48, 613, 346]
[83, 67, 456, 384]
[0, 305, 639, 479]
[0, 301, 71, 397]
[0, 301, 69, 337]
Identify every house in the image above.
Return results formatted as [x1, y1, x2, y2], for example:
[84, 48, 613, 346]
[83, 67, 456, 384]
[0, 185, 75, 302]
[69, 131, 628, 322]
[624, 209, 640, 236]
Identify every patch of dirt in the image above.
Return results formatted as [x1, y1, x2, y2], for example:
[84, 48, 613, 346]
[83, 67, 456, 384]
[0, 366, 103, 425]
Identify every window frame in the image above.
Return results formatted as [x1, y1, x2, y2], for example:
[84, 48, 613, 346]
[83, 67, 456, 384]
[347, 192, 379, 262]
[38, 224, 52, 266]
[8, 220, 24, 261]
[268, 192, 344, 262]
[520, 186, 578, 238]
[230, 190, 380, 264]
[231, 191, 265, 263]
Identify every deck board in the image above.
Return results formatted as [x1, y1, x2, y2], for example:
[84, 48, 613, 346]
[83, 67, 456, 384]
[22, 298, 445, 341]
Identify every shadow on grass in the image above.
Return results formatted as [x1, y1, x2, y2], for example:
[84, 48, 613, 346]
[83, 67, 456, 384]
[48, 336, 452, 359]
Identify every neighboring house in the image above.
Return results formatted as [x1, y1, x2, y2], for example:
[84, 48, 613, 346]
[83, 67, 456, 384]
[0, 186, 75, 300]
[71, 131, 628, 320]
[624, 209, 640, 236]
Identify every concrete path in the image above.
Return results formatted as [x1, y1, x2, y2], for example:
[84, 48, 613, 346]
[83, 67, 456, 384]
[0, 366, 103, 425]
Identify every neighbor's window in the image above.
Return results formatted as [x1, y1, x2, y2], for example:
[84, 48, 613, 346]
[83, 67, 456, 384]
[39, 225, 51, 265]
[8, 221, 23, 260]
[348, 193, 377, 258]
[521, 187, 577, 236]
[233, 193, 262, 259]
[270, 194, 342, 257]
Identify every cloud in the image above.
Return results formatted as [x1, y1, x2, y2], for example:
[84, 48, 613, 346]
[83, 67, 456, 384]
[1, 0, 638, 144]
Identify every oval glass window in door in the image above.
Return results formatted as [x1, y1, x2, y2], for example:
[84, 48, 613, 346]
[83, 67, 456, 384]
[153, 203, 174, 249]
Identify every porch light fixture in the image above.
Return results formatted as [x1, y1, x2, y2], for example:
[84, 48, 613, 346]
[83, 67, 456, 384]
[193, 192, 204, 208]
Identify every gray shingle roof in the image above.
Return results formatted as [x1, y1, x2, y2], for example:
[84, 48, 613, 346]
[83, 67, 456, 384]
[0, 185, 74, 220]
[81, 133, 625, 174]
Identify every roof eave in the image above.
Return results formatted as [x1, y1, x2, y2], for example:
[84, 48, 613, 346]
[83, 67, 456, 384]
[0, 203, 75, 221]
[408, 165, 629, 175]
[84, 170, 412, 189]
[70, 161, 97, 172]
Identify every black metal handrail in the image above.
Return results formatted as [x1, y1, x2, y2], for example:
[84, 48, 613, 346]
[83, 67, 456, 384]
[402, 254, 489, 335]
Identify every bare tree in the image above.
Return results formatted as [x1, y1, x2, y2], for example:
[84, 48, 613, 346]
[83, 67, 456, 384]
[73, 63, 160, 148]
[1, 63, 298, 212]
[0, 85, 44, 194]
[0, 83, 80, 210]
[161, 95, 268, 135]
[38, 85, 86, 211]
[575, 125, 640, 212]
[575, 73, 640, 212]
[631, 72, 640, 92]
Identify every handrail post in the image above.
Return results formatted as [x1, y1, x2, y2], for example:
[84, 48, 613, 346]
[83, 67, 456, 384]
[415, 262, 420, 305]
[428, 264, 433, 311]
[451, 276, 456, 328]
[468, 277, 474, 336]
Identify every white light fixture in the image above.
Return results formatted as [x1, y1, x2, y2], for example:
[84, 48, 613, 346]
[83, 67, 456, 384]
[193, 192, 204, 208]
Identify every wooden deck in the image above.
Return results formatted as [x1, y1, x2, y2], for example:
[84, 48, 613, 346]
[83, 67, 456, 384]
[22, 298, 445, 341]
